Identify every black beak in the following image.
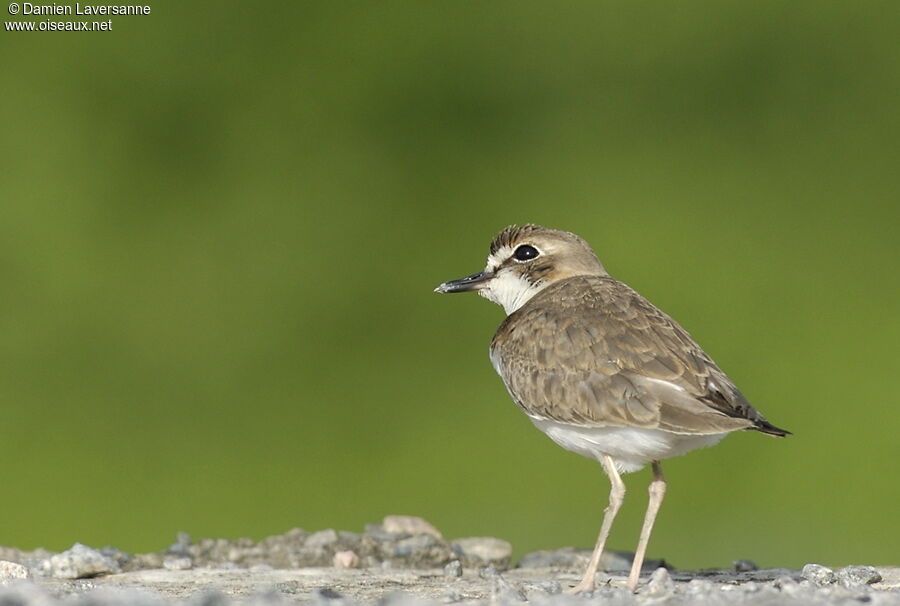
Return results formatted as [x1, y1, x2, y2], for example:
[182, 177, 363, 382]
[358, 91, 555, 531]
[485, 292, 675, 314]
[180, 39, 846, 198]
[434, 271, 494, 294]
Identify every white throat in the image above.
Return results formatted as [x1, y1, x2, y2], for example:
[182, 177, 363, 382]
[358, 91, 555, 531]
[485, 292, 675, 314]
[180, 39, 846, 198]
[479, 271, 547, 315]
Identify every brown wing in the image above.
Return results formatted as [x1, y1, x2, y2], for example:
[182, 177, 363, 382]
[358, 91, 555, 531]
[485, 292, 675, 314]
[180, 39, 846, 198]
[490, 275, 785, 435]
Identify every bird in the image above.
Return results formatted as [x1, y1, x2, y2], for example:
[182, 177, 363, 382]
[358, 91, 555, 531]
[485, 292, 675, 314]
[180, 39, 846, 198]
[434, 224, 789, 593]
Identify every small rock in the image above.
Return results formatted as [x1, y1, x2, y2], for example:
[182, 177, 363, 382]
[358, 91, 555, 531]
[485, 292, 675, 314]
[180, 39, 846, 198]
[490, 573, 526, 602]
[167, 532, 193, 557]
[306, 529, 339, 549]
[163, 557, 193, 571]
[274, 581, 301, 594]
[99, 546, 132, 570]
[332, 550, 359, 568]
[521, 580, 562, 598]
[0, 560, 31, 581]
[40, 543, 121, 579]
[801, 563, 837, 585]
[132, 552, 164, 570]
[388, 533, 454, 568]
[516, 547, 589, 570]
[451, 537, 512, 569]
[733, 559, 758, 572]
[382, 515, 443, 539]
[837, 565, 882, 587]
[443, 560, 462, 578]
[645, 567, 674, 596]
[317, 587, 343, 600]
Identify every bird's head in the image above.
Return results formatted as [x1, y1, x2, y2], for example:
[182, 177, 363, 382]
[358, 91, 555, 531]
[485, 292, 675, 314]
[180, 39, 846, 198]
[434, 224, 607, 315]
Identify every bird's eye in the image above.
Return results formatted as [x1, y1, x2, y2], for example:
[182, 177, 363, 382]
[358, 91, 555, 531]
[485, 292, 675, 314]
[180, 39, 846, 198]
[513, 244, 540, 261]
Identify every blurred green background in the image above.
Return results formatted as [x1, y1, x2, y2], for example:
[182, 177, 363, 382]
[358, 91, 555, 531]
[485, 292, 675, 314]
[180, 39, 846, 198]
[1, 1, 898, 569]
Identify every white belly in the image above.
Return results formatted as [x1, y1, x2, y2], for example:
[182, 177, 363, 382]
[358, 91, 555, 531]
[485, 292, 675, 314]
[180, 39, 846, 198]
[530, 417, 729, 474]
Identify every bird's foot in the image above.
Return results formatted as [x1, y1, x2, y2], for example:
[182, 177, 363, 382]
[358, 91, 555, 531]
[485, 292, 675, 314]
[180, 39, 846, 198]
[564, 578, 596, 594]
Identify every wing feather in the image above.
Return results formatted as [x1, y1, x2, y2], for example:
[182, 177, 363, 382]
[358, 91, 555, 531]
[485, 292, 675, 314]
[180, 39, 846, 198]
[490, 275, 777, 435]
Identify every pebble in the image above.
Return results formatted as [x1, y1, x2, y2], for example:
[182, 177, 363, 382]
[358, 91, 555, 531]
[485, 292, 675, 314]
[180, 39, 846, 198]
[515, 547, 588, 569]
[163, 557, 193, 571]
[490, 573, 526, 602]
[39, 543, 121, 579]
[450, 537, 512, 569]
[382, 516, 443, 539]
[837, 565, 882, 587]
[0, 519, 893, 606]
[0, 560, 31, 581]
[333, 551, 360, 569]
[521, 580, 561, 599]
[167, 532, 193, 557]
[389, 533, 454, 568]
[801, 563, 837, 585]
[443, 560, 462, 579]
[644, 567, 674, 597]
[733, 559, 758, 572]
[306, 529, 340, 549]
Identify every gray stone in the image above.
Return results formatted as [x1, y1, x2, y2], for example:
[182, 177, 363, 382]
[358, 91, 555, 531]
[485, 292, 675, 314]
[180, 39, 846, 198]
[39, 543, 121, 579]
[516, 547, 589, 570]
[443, 560, 462, 579]
[387, 534, 454, 568]
[801, 563, 837, 585]
[520, 580, 561, 599]
[490, 573, 525, 602]
[450, 537, 512, 570]
[382, 516, 443, 539]
[837, 565, 882, 587]
[316, 587, 343, 599]
[166, 532, 193, 557]
[306, 529, 340, 550]
[733, 559, 758, 572]
[644, 566, 674, 597]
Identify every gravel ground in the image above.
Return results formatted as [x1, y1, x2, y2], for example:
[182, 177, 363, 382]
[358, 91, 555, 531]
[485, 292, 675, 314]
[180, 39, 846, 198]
[1, 516, 896, 605]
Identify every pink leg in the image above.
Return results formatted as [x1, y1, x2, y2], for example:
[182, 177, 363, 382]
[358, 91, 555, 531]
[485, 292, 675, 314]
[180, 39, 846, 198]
[627, 461, 666, 592]
[565, 454, 625, 594]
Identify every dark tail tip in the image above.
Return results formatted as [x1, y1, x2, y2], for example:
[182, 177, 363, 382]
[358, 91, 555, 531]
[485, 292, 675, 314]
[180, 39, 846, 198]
[753, 419, 791, 437]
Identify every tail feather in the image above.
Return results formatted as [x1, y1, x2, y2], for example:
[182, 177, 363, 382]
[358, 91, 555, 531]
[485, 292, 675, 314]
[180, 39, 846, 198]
[752, 419, 791, 437]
